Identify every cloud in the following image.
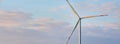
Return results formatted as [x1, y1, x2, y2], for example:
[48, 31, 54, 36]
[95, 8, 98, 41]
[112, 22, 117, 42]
[76, 1, 120, 18]
[85, 22, 120, 30]
[23, 18, 70, 33]
[0, 10, 31, 30]
[0, 10, 72, 44]
[103, 22, 120, 30]
[0, 10, 31, 20]
[49, 7, 58, 12]
[82, 22, 120, 38]
[0, 0, 120, 44]
[49, 5, 68, 13]
[117, 16, 120, 18]
[0, 9, 120, 44]
[59, 5, 67, 9]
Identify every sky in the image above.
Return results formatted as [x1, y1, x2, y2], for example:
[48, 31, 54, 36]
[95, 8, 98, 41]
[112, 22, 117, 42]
[0, 0, 120, 44]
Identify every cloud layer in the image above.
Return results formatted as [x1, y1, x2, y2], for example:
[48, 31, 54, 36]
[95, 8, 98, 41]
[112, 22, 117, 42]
[0, 0, 120, 44]
[0, 10, 120, 44]
[0, 10, 72, 44]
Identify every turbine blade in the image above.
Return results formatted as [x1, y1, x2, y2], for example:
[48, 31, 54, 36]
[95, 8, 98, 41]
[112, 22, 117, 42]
[81, 14, 108, 19]
[66, 0, 80, 18]
[66, 19, 80, 44]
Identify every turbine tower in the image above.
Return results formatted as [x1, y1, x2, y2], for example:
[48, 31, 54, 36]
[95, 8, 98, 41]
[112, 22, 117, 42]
[66, 0, 108, 44]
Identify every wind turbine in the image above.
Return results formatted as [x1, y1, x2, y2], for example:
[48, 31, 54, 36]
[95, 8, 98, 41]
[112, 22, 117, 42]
[66, 0, 108, 44]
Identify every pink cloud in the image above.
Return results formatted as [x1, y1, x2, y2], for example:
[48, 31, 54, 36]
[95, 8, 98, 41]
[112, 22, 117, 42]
[0, 10, 31, 20]
[24, 18, 70, 33]
[103, 22, 120, 30]
[0, 10, 31, 31]
[59, 5, 67, 9]
[84, 23, 96, 28]
[77, 1, 120, 18]
[0, 10, 70, 33]
[0, 9, 120, 44]
[82, 22, 120, 38]
[0, 8, 120, 39]
[0, 10, 71, 44]
[84, 22, 120, 31]
[49, 7, 58, 12]
[49, 5, 68, 13]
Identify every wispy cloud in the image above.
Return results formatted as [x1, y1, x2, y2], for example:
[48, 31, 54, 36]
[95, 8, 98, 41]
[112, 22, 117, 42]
[0, 10, 31, 29]
[0, 9, 120, 44]
[83, 22, 120, 38]
[49, 7, 58, 12]
[77, 1, 120, 18]
[23, 18, 70, 33]
[103, 22, 120, 30]
[49, 5, 68, 13]
[0, 10, 72, 44]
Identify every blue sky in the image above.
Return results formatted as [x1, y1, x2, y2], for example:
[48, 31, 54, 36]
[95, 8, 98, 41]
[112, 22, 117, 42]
[0, 0, 120, 44]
